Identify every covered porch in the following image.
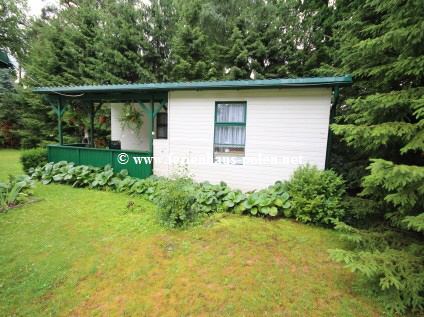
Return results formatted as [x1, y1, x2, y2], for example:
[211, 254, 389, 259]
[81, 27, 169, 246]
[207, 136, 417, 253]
[35, 87, 168, 179]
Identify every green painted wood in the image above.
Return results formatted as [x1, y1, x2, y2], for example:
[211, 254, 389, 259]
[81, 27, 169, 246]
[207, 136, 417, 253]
[138, 101, 150, 116]
[89, 102, 95, 148]
[33, 75, 353, 95]
[153, 100, 167, 117]
[42, 92, 168, 102]
[58, 98, 63, 145]
[111, 151, 152, 179]
[0, 50, 13, 68]
[47, 145, 152, 179]
[149, 98, 155, 155]
[325, 85, 340, 170]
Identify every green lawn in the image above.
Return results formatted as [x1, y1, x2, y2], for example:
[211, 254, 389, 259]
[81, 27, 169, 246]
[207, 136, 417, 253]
[0, 150, 384, 316]
[0, 149, 23, 181]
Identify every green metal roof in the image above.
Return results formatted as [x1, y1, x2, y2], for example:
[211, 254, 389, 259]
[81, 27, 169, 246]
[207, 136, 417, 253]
[0, 50, 13, 68]
[34, 75, 352, 95]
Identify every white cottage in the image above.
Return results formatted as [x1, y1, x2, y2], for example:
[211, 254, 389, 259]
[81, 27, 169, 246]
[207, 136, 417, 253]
[35, 76, 352, 192]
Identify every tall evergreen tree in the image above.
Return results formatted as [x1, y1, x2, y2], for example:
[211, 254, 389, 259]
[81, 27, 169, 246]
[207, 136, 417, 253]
[144, 0, 175, 82]
[328, 0, 424, 313]
[225, 17, 250, 80]
[170, 1, 220, 81]
[95, 0, 154, 84]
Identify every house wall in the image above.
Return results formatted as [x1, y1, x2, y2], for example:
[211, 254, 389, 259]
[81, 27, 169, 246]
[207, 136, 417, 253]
[153, 139, 169, 177]
[110, 103, 150, 151]
[163, 88, 332, 192]
[110, 103, 166, 152]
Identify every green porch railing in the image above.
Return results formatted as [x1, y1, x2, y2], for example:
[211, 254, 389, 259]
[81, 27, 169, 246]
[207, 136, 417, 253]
[47, 144, 152, 179]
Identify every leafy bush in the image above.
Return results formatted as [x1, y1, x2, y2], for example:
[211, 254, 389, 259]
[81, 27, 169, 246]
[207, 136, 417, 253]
[30, 161, 295, 225]
[243, 182, 291, 217]
[284, 164, 345, 225]
[0, 175, 35, 210]
[193, 181, 231, 213]
[154, 177, 197, 228]
[20, 148, 48, 173]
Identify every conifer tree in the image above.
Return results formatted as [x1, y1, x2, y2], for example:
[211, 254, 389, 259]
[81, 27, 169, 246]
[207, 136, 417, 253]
[144, 0, 175, 82]
[170, 1, 220, 81]
[329, 0, 424, 313]
[225, 17, 250, 80]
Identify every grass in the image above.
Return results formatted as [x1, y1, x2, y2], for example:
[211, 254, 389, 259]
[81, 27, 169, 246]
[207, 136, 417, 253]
[0, 150, 384, 316]
[0, 149, 23, 181]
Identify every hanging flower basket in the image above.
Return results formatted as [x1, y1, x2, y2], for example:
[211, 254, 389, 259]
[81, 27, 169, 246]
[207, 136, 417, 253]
[99, 116, 107, 123]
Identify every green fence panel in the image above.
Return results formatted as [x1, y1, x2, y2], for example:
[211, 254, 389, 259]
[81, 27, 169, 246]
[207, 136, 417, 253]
[79, 148, 110, 167]
[47, 145, 152, 179]
[111, 151, 152, 179]
[48, 146, 80, 164]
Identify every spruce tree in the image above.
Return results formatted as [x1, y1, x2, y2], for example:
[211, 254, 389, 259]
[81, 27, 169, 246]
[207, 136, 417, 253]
[170, 1, 220, 81]
[225, 17, 250, 80]
[329, 0, 424, 313]
[143, 0, 175, 82]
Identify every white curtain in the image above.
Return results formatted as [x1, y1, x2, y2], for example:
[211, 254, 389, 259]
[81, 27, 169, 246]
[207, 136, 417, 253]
[215, 126, 245, 145]
[216, 103, 245, 122]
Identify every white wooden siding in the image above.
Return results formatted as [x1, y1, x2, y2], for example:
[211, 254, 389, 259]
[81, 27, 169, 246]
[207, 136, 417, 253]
[164, 88, 332, 192]
[110, 103, 166, 152]
[110, 103, 150, 151]
[153, 139, 169, 177]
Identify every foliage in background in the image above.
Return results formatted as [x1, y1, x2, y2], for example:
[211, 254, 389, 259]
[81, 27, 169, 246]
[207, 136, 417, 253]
[0, 69, 19, 148]
[284, 164, 345, 226]
[20, 147, 47, 172]
[0, 0, 27, 60]
[327, 0, 424, 313]
[1, 0, 344, 148]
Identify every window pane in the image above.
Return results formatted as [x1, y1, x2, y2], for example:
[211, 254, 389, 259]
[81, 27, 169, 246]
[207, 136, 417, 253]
[214, 145, 244, 165]
[215, 126, 245, 145]
[216, 103, 245, 122]
[157, 113, 167, 125]
[157, 126, 167, 139]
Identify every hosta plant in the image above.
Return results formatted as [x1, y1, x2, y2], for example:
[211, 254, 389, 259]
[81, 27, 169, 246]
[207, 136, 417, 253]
[0, 175, 35, 210]
[244, 182, 291, 217]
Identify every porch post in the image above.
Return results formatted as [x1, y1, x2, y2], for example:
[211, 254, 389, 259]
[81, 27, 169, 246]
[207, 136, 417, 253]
[325, 85, 339, 169]
[149, 96, 155, 155]
[58, 97, 63, 145]
[89, 101, 95, 148]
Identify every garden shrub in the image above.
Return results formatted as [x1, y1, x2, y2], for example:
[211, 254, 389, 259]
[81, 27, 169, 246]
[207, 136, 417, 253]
[20, 148, 48, 173]
[284, 164, 345, 225]
[193, 181, 231, 213]
[242, 182, 291, 217]
[154, 177, 197, 228]
[30, 162, 350, 228]
[30, 161, 294, 226]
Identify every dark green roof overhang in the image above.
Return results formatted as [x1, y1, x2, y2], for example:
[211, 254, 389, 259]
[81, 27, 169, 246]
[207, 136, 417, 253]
[0, 50, 13, 68]
[33, 75, 352, 96]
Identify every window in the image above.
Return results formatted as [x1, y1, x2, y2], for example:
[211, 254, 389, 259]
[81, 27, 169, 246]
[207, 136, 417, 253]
[156, 112, 167, 139]
[214, 102, 246, 164]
